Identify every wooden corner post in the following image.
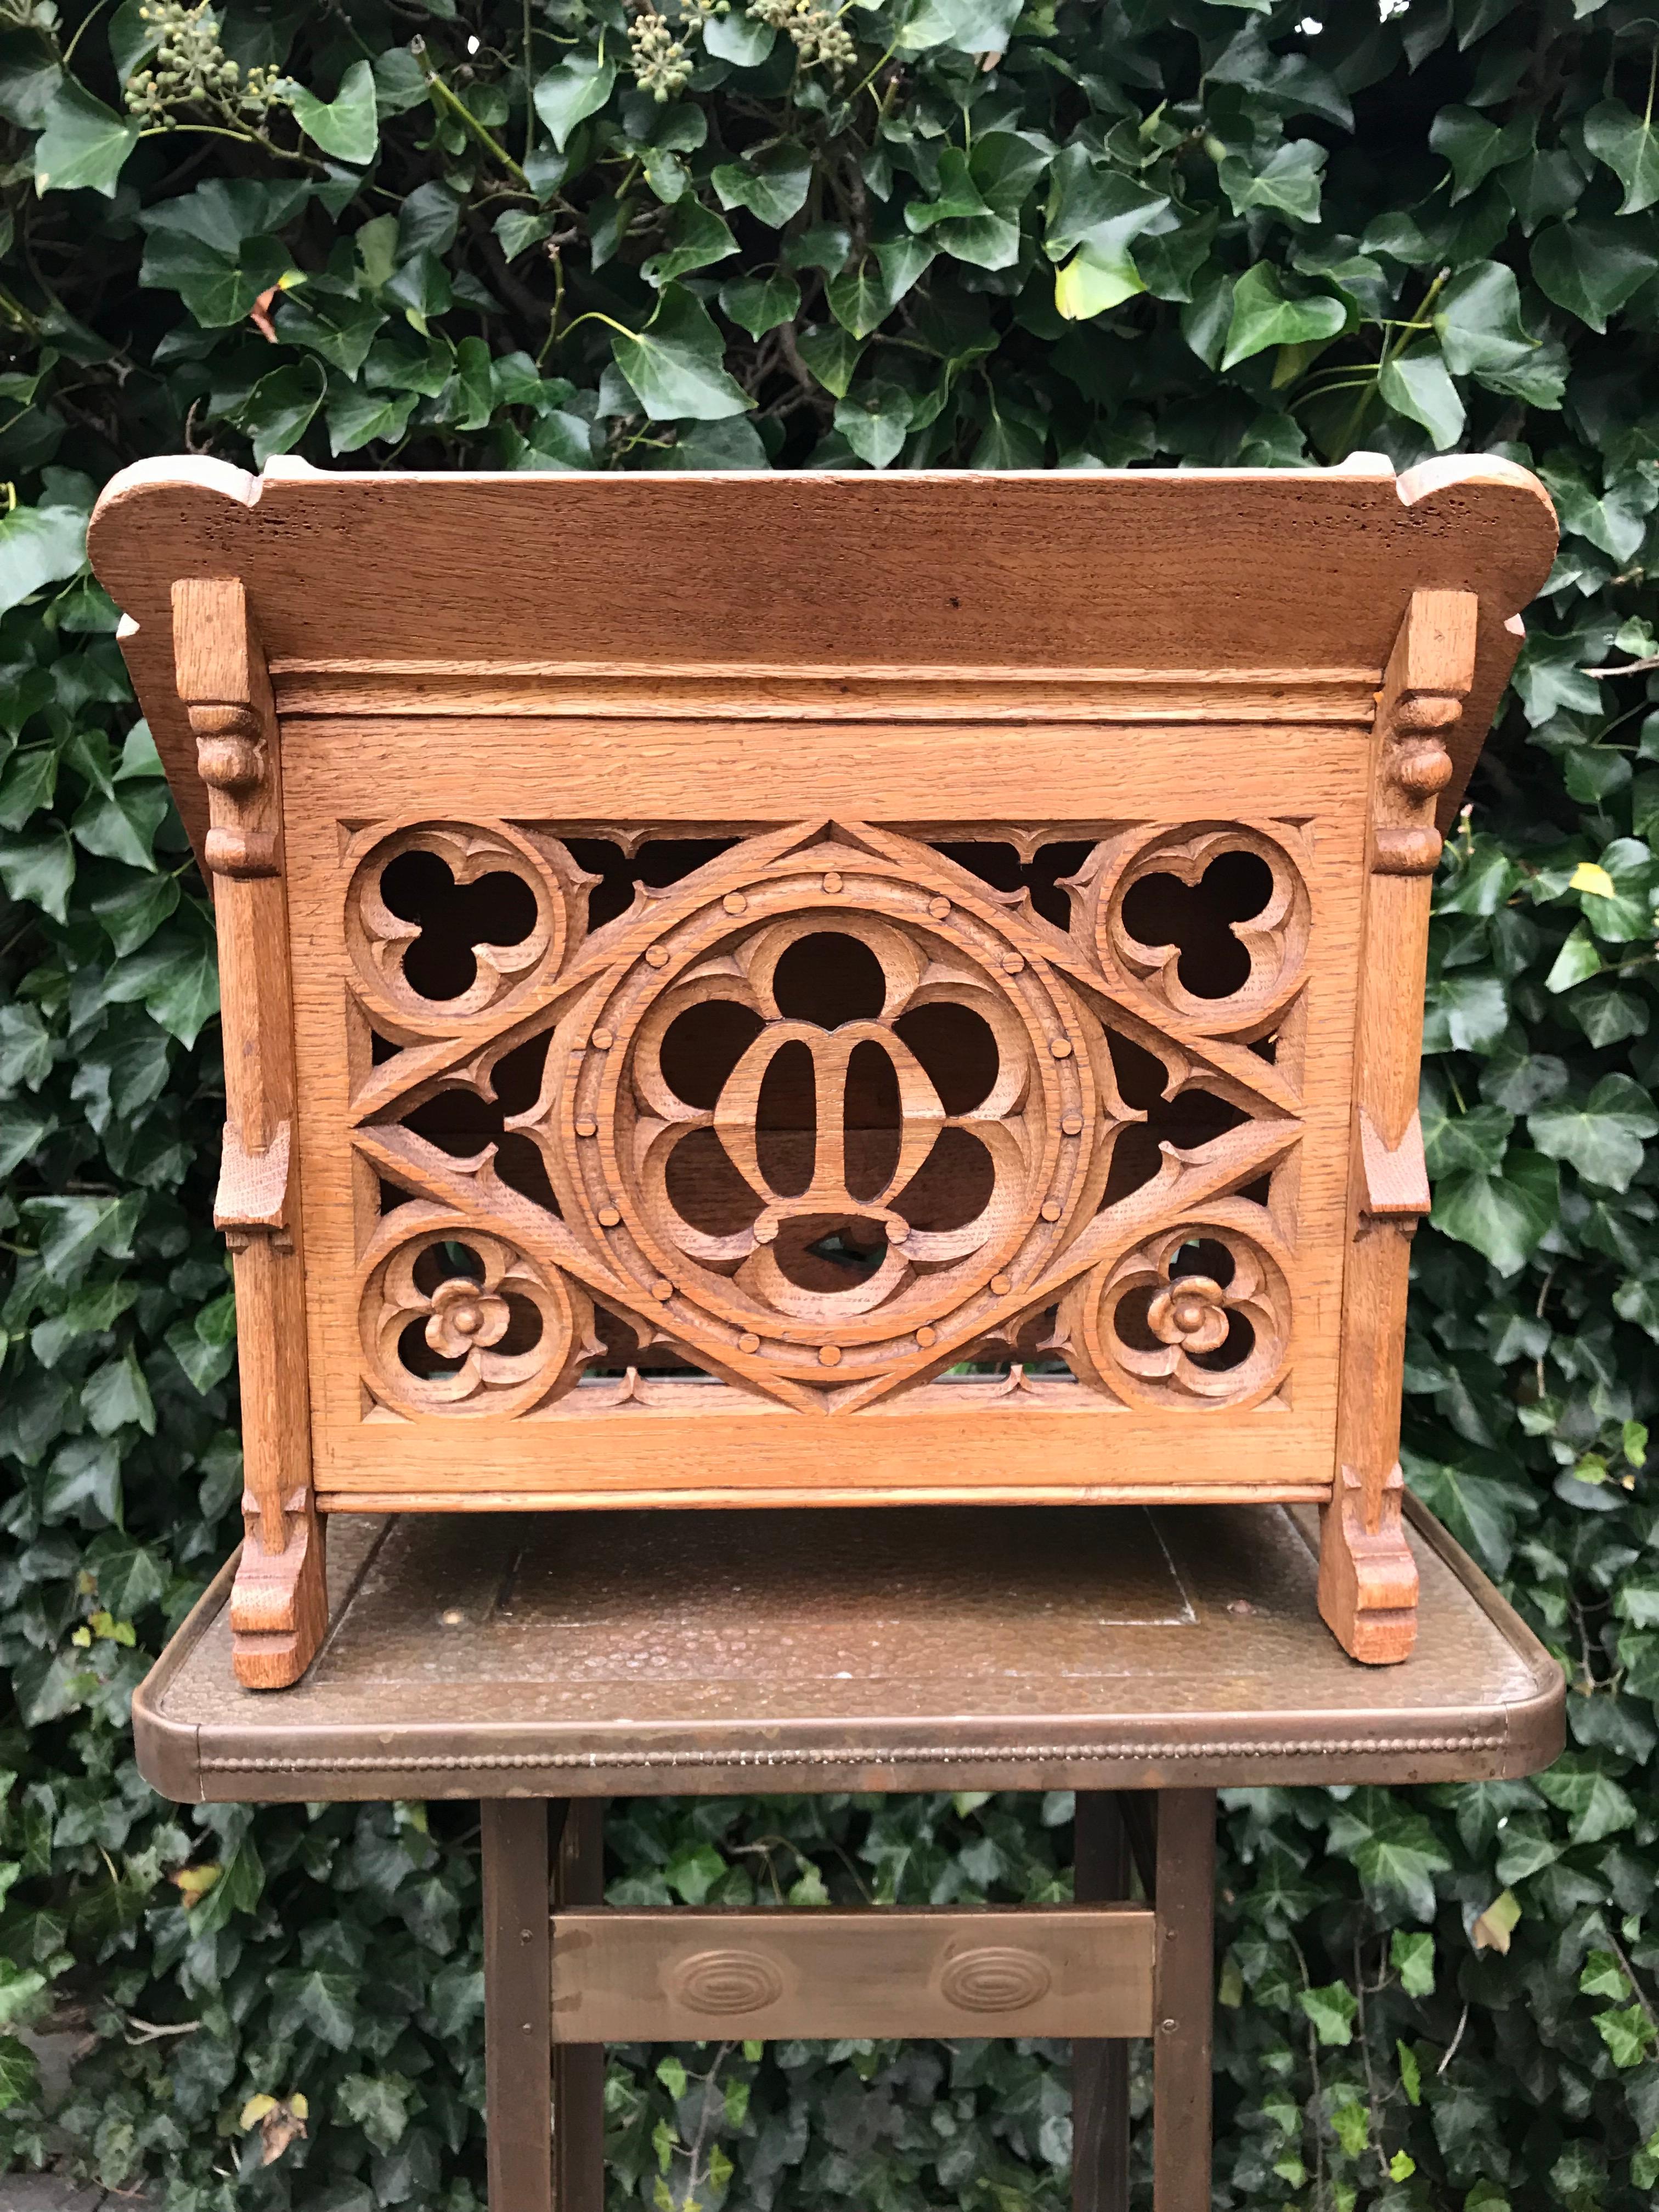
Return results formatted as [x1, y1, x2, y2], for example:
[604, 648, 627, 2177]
[1322, 588, 1479, 1665]
[173, 578, 326, 1689]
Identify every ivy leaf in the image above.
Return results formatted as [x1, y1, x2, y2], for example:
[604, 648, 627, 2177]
[1404, 1460, 1524, 1579]
[1579, 1948, 1630, 2000]
[273, 289, 386, 377]
[664, 1842, 726, 1903]
[703, 10, 775, 64]
[0, 1963, 46, 2031]
[1221, 263, 1346, 369]
[287, 58, 380, 167]
[0, 745, 61, 832]
[640, 199, 737, 287]
[1527, 1074, 1659, 1192]
[1595, 2004, 1658, 2068]
[139, 181, 308, 327]
[1218, 138, 1327, 225]
[269, 1967, 358, 2051]
[83, 1348, 155, 1438]
[827, 240, 935, 339]
[104, 933, 221, 1046]
[326, 379, 420, 455]
[70, 780, 168, 870]
[494, 208, 552, 262]
[1429, 104, 1533, 201]
[384, 250, 452, 334]
[834, 382, 913, 469]
[0, 826, 75, 920]
[795, 322, 865, 398]
[336, 2072, 414, 2153]
[1432, 1150, 1559, 1274]
[1534, 1762, 1638, 1843]
[1420, 1080, 1513, 1177]
[22, 1192, 142, 1285]
[1391, 1931, 1436, 1996]
[1531, 219, 1659, 332]
[1426, 969, 1509, 1052]
[1470, 1890, 1522, 1954]
[533, 56, 615, 153]
[712, 143, 811, 229]
[1299, 1982, 1357, 2046]
[1327, 1793, 1452, 1921]
[1378, 347, 1465, 448]
[370, 44, 430, 117]
[717, 270, 800, 340]
[1544, 923, 1603, 993]
[905, 146, 993, 234]
[1045, 151, 1166, 285]
[33, 77, 138, 198]
[227, 358, 329, 465]
[0, 492, 88, 618]
[0, 2036, 39, 2112]
[85, 1531, 166, 1618]
[1583, 99, 1659, 216]
[610, 285, 753, 420]
[1434, 260, 1561, 405]
[894, 0, 1023, 57]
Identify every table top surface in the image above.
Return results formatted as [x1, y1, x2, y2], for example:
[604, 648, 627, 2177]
[136, 1496, 1562, 1802]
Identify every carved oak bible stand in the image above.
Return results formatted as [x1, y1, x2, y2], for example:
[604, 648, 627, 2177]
[89, 456, 1556, 1688]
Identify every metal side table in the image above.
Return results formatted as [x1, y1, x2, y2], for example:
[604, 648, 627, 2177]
[133, 1498, 1562, 2212]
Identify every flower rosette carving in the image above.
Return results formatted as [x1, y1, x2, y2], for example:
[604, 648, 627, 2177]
[1062, 1204, 1293, 1410]
[520, 837, 1132, 1390]
[360, 1205, 591, 1417]
[344, 820, 580, 1036]
[1080, 822, 1311, 1040]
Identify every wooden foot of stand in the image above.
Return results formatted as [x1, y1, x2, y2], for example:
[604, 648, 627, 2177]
[230, 1488, 329, 1689]
[1318, 1464, 1418, 1664]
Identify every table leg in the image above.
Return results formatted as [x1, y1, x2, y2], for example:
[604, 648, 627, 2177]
[482, 1798, 554, 2212]
[554, 1799, 606, 2210]
[1073, 1792, 1132, 2212]
[1152, 1790, 1216, 2212]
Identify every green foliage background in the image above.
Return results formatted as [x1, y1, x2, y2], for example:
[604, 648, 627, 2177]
[0, 0, 1657, 2203]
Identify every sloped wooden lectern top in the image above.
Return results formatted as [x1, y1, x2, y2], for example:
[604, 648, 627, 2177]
[88, 456, 1558, 1686]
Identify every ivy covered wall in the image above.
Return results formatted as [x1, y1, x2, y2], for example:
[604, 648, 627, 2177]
[0, 0, 1657, 2204]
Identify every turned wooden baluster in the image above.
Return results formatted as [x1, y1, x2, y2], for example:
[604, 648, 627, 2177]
[1320, 587, 1478, 1664]
[173, 577, 327, 1689]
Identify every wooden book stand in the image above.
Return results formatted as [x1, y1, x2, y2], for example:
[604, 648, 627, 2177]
[89, 457, 1555, 1687]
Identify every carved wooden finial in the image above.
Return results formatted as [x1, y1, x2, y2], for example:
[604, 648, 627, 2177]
[175, 580, 282, 881]
[1370, 589, 1479, 878]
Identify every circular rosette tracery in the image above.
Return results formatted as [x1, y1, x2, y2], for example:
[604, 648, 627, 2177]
[360, 1207, 590, 1417]
[1090, 822, 1311, 1037]
[345, 820, 575, 1033]
[1063, 1211, 1293, 1409]
[543, 846, 1115, 1384]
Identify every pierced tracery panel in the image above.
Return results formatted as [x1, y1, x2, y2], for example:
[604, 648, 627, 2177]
[344, 817, 1311, 1418]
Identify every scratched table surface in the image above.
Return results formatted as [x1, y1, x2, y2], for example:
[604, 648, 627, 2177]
[134, 1497, 1562, 1805]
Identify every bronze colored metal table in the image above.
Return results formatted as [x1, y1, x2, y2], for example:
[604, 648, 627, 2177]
[134, 1498, 1562, 2212]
